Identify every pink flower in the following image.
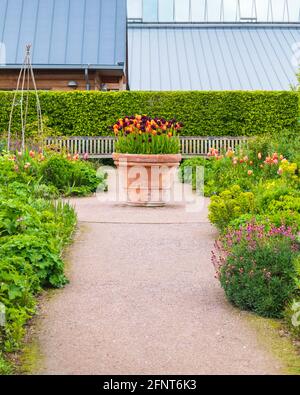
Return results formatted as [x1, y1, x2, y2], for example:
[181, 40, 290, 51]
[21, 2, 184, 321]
[83, 153, 89, 161]
[277, 168, 283, 175]
[247, 170, 253, 176]
[29, 150, 35, 158]
[14, 165, 19, 172]
[24, 162, 31, 170]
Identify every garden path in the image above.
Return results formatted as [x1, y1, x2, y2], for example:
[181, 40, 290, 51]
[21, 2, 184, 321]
[33, 193, 282, 375]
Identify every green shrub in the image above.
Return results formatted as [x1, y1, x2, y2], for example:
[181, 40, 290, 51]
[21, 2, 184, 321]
[0, 235, 67, 288]
[213, 224, 300, 318]
[253, 180, 300, 218]
[228, 212, 300, 232]
[0, 91, 297, 137]
[0, 155, 78, 367]
[208, 185, 255, 231]
[40, 155, 105, 195]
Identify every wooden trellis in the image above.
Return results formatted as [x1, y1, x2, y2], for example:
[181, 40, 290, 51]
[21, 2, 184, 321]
[7, 44, 43, 152]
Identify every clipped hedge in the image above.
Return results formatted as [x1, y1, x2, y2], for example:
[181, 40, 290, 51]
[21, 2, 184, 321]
[0, 91, 298, 137]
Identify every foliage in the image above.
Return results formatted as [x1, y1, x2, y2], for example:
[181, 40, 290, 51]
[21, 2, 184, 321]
[4, 150, 107, 197]
[212, 224, 300, 318]
[0, 91, 297, 137]
[40, 155, 103, 194]
[208, 185, 255, 231]
[0, 153, 78, 373]
[113, 115, 181, 154]
[183, 130, 300, 324]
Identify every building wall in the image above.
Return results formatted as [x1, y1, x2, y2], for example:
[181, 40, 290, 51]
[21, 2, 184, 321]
[0, 70, 126, 91]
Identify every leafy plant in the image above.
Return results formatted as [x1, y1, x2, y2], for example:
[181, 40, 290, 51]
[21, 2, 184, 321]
[212, 223, 300, 318]
[0, 91, 297, 137]
[208, 185, 255, 231]
[0, 154, 78, 369]
[40, 154, 106, 195]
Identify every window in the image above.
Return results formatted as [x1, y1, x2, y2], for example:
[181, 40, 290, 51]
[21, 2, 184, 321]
[143, 0, 158, 22]
[158, 0, 174, 21]
[174, 0, 190, 21]
[127, 0, 143, 20]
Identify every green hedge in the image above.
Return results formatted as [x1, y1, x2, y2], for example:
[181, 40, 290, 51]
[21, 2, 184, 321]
[0, 91, 298, 137]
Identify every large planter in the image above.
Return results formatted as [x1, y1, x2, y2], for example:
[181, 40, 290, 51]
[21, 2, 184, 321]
[113, 153, 182, 206]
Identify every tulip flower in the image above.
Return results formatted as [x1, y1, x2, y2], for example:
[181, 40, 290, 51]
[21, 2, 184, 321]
[247, 170, 253, 176]
[258, 152, 262, 160]
[277, 168, 283, 175]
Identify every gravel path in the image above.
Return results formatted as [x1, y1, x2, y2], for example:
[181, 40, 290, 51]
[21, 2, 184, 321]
[34, 195, 282, 375]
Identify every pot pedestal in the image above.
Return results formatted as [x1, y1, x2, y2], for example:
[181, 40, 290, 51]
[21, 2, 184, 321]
[113, 153, 182, 207]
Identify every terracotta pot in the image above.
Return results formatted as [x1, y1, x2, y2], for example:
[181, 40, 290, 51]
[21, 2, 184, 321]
[113, 153, 182, 206]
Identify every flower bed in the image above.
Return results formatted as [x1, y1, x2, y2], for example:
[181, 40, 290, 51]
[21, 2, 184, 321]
[0, 149, 106, 373]
[180, 131, 300, 322]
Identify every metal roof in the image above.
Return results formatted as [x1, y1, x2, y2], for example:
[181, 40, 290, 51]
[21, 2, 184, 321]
[128, 22, 300, 90]
[0, 0, 127, 71]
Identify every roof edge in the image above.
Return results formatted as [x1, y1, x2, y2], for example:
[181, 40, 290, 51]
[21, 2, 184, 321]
[128, 21, 300, 29]
[0, 64, 125, 71]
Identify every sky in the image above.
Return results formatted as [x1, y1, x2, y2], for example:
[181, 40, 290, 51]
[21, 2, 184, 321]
[127, 0, 300, 22]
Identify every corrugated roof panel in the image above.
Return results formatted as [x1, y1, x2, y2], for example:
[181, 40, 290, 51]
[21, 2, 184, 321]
[192, 29, 211, 90]
[201, 29, 223, 90]
[128, 23, 300, 91]
[149, 28, 161, 90]
[49, 0, 69, 65]
[114, 0, 127, 65]
[157, 29, 172, 90]
[33, 0, 55, 64]
[0, 0, 126, 68]
[2, 0, 23, 63]
[98, 0, 117, 65]
[65, 0, 86, 64]
[128, 27, 141, 89]
[166, 29, 181, 90]
[15, 0, 39, 63]
[213, 28, 241, 89]
[140, 28, 151, 88]
[175, 28, 192, 90]
[81, 0, 102, 65]
[183, 29, 201, 90]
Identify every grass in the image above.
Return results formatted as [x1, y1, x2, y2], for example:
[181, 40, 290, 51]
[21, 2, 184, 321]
[246, 313, 300, 375]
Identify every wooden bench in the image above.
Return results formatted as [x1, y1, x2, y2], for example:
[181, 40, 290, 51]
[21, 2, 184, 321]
[45, 136, 249, 159]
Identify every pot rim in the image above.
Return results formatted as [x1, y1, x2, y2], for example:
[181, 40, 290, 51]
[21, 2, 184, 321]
[113, 153, 182, 162]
